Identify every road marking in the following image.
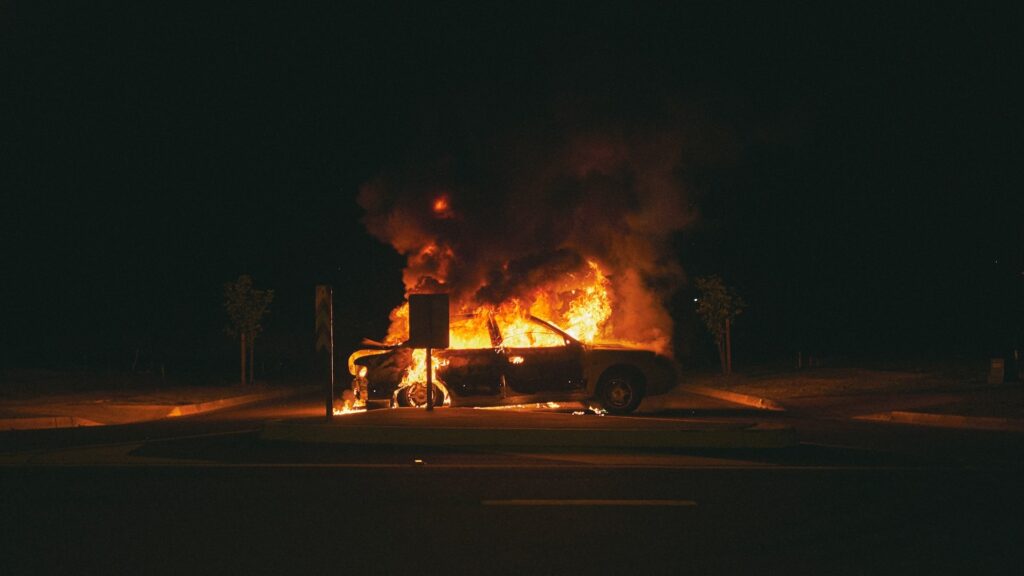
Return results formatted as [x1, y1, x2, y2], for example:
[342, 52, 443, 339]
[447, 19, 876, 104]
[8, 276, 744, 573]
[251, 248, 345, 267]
[481, 499, 697, 507]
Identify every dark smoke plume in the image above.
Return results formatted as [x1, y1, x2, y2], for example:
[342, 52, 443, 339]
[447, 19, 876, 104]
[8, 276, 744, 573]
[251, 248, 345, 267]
[357, 124, 698, 355]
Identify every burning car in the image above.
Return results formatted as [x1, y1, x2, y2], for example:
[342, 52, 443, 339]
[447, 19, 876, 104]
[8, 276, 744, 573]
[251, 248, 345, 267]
[347, 313, 678, 414]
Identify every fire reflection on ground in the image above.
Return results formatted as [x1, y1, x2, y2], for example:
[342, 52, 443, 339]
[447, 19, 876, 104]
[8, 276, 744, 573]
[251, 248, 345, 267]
[473, 402, 563, 411]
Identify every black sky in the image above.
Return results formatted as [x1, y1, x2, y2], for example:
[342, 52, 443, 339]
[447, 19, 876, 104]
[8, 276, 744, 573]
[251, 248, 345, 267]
[3, 2, 1021, 373]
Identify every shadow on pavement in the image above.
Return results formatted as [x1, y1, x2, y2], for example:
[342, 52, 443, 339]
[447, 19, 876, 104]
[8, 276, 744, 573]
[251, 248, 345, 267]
[130, 429, 932, 469]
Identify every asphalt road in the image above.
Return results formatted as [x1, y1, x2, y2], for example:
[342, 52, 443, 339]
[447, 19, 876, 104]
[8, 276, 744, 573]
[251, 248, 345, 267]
[2, 392, 1022, 575]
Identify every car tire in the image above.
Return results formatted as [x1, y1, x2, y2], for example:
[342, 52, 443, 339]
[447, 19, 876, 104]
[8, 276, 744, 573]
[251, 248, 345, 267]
[597, 369, 644, 414]
[396, 384, 445, 408]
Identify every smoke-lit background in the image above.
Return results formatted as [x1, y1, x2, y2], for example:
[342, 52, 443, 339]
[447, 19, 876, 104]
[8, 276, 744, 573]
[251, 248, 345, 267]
[3, 3, 1020, 378]
[358, 124, 696, 354]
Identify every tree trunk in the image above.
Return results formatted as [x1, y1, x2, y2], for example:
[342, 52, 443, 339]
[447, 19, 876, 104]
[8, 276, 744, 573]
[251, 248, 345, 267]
[248, 333, 255, 385]
[240, 332, 247, 386]
[725, 318, 732, 376]
[716, 334, 726, 375]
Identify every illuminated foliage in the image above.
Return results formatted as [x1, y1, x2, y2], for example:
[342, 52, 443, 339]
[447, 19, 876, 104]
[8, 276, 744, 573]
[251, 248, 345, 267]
[224, 275, 274, 384]
[694, 275, 744, 375]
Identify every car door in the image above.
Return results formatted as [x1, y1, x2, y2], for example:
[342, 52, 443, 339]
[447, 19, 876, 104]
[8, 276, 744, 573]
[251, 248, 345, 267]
[502, 321, 584, 395]
[437, 347, 504, 397]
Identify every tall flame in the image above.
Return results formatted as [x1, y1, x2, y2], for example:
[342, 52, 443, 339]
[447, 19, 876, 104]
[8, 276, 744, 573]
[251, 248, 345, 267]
[380, 259, 618, 392]
[384, 260, 613, 350]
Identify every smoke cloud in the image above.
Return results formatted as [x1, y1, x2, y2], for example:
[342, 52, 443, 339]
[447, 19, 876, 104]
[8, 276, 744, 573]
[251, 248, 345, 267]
[357, 125, 697, 355]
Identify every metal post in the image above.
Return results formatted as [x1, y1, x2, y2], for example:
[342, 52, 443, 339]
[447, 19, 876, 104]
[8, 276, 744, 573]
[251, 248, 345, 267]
[326, 286, 335, 420]
[425, 346, 434, 411]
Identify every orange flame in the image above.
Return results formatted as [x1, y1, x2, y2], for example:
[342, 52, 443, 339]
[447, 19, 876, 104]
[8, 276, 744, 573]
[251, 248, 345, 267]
[385, 260, 613, 350]
[381, 260, 626, 393]
[431, 195, 453, 219]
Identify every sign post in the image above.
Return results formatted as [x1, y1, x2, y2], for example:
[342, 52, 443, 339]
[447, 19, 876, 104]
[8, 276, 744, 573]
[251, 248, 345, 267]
[426, 346, 434, 411]
[315, 285, 335, 420]
[407, 293, 449, 412]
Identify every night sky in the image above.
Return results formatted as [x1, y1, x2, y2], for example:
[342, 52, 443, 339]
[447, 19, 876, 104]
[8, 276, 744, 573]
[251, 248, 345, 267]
[3, 3, 1020, 376]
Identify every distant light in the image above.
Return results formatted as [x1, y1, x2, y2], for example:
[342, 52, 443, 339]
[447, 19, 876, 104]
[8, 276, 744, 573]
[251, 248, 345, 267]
[693, 298, 699, 302]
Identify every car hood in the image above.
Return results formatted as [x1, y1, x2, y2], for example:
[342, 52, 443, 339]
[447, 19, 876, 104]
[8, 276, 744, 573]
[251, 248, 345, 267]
[586, 342, 660, 354]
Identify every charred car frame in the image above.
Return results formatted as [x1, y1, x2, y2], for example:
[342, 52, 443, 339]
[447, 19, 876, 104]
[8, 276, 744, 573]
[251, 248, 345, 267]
[347, 315, 678, 414]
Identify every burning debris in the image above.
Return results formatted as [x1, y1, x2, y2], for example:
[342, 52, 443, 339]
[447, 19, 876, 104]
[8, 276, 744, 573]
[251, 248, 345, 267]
[474, 402, 563, 411]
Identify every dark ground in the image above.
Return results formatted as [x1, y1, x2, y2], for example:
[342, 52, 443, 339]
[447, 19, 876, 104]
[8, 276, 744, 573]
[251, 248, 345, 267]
[4, 462, 1020, 575]
[2, 393, 1022, 575]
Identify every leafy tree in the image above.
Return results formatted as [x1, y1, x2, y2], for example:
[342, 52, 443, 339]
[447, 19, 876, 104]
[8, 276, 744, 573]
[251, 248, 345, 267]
[224, 275, 274, 385]
[695, 275, 745, 376]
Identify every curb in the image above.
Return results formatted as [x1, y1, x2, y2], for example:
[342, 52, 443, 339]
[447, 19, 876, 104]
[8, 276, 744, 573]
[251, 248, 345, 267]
[0, 416, 103, 431]
[164, 387, 309, 418]
[854, 411, 1024, 432]
[261, 419, 797, 449]
[680, 385, 786, 411]
[0, 386, 315, 431]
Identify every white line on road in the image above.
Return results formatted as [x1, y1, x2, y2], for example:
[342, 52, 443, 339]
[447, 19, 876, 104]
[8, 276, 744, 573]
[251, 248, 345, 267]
[481, 499, 697, 507]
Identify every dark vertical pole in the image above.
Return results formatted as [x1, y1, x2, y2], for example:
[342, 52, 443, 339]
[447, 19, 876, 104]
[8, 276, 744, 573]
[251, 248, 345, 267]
[725, 318, 732, 376]
[249, 333, 255, 385]
[326, 286, 335, 420]
[240, 332, 246, 386]
[425, 346, 434, 411]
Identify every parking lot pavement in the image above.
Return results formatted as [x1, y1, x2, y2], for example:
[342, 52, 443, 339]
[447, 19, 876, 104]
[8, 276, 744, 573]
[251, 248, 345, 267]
[680, 370, 1024, 432]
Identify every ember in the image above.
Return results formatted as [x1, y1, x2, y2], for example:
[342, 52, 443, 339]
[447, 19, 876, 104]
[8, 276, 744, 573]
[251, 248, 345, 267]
[431, 195, 452, 218]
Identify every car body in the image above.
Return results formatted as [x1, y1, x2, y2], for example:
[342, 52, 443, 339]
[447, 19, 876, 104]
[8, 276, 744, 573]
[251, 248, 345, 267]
[347, 315, 678, 414]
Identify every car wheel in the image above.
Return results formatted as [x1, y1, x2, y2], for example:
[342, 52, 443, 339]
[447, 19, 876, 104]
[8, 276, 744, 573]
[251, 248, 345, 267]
[597, 370, 644, 414]
[396, 383, 445, 407]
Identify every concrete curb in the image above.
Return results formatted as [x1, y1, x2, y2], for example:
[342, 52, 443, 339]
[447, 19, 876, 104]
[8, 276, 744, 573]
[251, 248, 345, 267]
[163, 388, 308, 418]
[854, 411, 1024, 432]
[0, 416, 104, 431]
[261, 419, 797, 449]
[680, 385, 786, 411]
[0, 386, 314, 431]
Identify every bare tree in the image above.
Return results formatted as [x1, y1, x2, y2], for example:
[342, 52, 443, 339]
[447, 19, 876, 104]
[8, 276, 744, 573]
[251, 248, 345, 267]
[224, 275, 274, 385]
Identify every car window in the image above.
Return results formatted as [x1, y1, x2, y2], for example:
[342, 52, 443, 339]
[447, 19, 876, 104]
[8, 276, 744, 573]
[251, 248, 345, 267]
[501, 320, 566, 348]
[447, 315, 498, 349]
